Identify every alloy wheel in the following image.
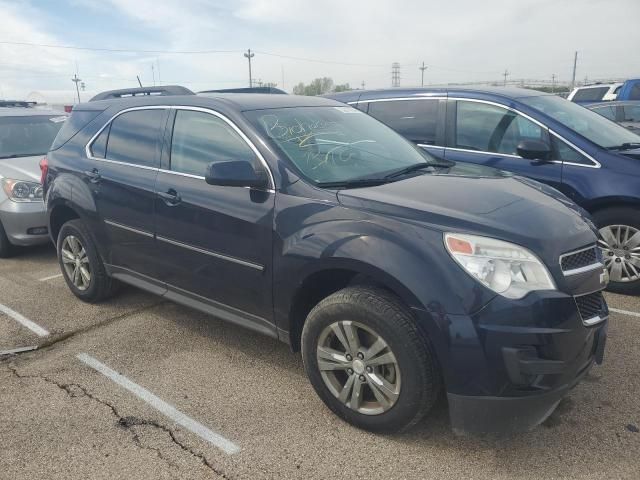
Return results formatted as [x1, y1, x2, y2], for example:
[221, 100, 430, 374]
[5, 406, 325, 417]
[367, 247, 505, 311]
[598, 224, 640, 283]
[61, 235, 91, 291]
[316, 320, 401, 415]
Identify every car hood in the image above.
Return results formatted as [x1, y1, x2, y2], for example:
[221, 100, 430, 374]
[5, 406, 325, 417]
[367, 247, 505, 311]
[337, 171, 597, 261]
[0, 155, 42, 182]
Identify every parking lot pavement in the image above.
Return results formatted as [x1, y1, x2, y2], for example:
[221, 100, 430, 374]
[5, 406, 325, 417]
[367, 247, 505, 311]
[1, 253, 639, 479]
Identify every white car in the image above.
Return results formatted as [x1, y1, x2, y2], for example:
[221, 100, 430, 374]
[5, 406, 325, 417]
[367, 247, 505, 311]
[567, 83, 623, 104]
[0, 104, 67, 257]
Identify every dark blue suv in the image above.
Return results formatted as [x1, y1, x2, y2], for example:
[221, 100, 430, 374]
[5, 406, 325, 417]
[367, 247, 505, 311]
[42, 87, 608, 435]
[326, 87, 640, 294]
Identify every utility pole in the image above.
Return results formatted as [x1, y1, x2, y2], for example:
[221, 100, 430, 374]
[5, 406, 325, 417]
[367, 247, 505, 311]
[151, 63, 155, 86]
[419, 61, 428, 87]
[502, 69, 509, 86]
[72, 73, 82, 103]
[391, 62, 401, 87]
[281, 65, 285, 92]
[551, 73, 556, 93]
[244, 49, 255, 88]
[570, 51, 578, 90]
[361, 81, 366, 90]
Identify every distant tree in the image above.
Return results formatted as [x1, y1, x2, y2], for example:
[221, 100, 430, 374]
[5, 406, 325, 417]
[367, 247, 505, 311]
[333, 83, 351, 92]
[293, 77, 350, 96]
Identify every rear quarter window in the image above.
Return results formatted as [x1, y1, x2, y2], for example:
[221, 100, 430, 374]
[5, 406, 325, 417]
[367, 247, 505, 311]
[51, 110, 101, 149]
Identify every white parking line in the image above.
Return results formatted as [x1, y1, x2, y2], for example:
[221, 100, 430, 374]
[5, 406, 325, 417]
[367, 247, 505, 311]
[38, 273, 63, 282]
[0, 345, 38, 356]
[0, 303, 49, 337]
[609, 307, 640, 318]
[76, 353, 240, 455]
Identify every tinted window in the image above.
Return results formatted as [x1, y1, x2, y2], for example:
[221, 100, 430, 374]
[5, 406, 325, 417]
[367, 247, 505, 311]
[550, 136, 590, 164]
[105, 109, 165, 167]
[90, 124, 110, 158]
[170, 110, 256, 176]
[455, 101, 547, 155]
[572, 87, 609, 102]
[622, 105, 640, 121]
[591, 105, 616, 121]
[355, 102, 368, 113]
[51, 110, 96, 149]
[0, 115, 67, 158]
[368, 99, 439, 145]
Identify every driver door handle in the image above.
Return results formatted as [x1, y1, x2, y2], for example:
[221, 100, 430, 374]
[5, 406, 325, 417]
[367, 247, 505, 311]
[157, 189, 181, 206]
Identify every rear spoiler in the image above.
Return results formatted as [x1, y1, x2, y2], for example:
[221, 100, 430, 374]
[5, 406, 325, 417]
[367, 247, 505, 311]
[90, 85, 194, 101]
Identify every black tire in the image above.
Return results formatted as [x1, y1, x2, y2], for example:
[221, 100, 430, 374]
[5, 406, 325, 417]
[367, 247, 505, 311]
[0, 221, 14, 258]
[592, 207, 640, 295]
[301, 286, 441, 433]
[57, 219, 118, 302]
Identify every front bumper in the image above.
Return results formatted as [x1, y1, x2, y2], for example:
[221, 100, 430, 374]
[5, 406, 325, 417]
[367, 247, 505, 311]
[418, 288, 608, 435]
[448, 322, 606, 434]
[0, 198, 49, 246]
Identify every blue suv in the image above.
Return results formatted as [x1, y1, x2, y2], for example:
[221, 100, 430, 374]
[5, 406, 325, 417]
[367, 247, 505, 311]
[43, 87, 608, 435]
[326, 87, 640, 294]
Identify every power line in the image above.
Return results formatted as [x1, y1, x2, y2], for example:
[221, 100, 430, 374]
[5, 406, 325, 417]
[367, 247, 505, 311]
[0, 40, 239, 55]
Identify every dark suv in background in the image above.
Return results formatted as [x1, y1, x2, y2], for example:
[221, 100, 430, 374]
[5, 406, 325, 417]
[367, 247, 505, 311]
[326, 87, 640, 294]
[43, 86, 608, 435]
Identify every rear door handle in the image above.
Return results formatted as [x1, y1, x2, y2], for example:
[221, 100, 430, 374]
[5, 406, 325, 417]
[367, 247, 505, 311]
[157, 189, 181, 206]
[84, 168, 101, 183]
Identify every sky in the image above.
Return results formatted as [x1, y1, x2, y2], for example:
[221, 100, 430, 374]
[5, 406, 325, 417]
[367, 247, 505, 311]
[0, 0, 638, 100]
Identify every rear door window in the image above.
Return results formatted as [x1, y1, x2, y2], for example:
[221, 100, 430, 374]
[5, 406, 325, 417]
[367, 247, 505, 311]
[105, 109, 165, 167]
[367, 99, 440, 145]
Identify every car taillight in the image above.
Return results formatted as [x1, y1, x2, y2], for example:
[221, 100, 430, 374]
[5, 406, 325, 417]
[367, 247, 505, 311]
[39, 156, 48, 185]
[64, 105, 73, 113]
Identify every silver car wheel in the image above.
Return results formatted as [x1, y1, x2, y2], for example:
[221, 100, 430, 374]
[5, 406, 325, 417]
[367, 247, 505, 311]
[598, 224, 640, 283]
[61, 235, 91, 291]
[316, 320, 401, 415]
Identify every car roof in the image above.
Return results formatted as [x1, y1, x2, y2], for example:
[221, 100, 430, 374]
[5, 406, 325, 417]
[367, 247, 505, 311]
[326, 86, 553, 103]
[588, 100, 640, 108]
[0, 107, 67, 117]
[82, 93, 343, 113]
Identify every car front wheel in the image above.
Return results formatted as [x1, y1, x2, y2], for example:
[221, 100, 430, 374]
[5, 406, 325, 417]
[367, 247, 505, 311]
[301, 286, 441, 433]
[57, 219, 117, 302]
[593, 207, 640, 295]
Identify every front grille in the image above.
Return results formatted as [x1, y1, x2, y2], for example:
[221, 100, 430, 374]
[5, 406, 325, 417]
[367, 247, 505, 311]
[574, 291, 608, 325]
[560, 245, 600, 274]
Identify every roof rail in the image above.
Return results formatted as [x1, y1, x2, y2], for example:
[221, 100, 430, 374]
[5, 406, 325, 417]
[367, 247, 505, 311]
[0, 100, 37, 108]
[89, 85, 195, 102]
[199, 87, 287, 95]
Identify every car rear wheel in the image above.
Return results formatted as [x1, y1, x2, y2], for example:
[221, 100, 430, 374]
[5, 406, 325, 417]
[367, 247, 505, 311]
[301, 286, 441, 433]
[593, 207, 640, 295]
[0, 221, 14, 258]
[57, 219, 117, 302]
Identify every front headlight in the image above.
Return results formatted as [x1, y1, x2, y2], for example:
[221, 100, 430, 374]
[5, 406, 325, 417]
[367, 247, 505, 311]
[444, 233, 556, 299]
[1, 178, 44, 202]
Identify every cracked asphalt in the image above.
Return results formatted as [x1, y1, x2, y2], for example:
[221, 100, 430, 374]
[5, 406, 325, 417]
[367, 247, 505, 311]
[1, 245, 639, 480]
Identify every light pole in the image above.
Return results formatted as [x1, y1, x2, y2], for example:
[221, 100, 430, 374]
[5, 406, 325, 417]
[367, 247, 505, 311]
[244, 49, 255, 88]
[419, 62, 428, 87]
[72, 74, 82, 103]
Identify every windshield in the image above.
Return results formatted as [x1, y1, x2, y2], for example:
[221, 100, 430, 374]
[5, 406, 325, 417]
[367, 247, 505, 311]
[0, 115, 67, 159]
[520, 95, 640, 148]
[244, 106, 438, 185]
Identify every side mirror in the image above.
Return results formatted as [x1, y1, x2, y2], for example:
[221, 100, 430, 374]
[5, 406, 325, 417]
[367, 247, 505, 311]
[205, 160, 268, 188]
[516, 139, 552, 161]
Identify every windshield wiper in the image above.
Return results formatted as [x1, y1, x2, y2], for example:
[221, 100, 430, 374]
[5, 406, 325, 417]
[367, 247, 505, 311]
[316, 178, 390, 189]
[384, 162, 452, 180]
[606, 142, 640, 151]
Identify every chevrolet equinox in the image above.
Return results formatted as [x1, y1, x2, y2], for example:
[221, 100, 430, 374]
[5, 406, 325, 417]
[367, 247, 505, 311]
[43, 86, 609, 434]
